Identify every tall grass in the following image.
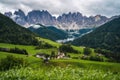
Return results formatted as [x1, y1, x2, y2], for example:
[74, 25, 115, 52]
[0, 66, 120, 80]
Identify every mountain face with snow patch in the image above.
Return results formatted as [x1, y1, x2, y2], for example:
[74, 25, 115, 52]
[4, 9, 112, 30]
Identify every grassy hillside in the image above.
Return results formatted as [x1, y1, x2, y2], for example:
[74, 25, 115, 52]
[0, 55, 120, 80]
[0, 43, 120, 72]
[0, 43, 120, 69]
[0, 13, 38, 45]
[0, 47, 120, 80]
[0, 42, 120, 79]
[37, 37, 60, 47]
[0, 42, 83, 58]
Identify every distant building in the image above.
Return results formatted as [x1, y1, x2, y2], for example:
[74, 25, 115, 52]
[56, 51, 65, 59]
[35, 53, 50, 59]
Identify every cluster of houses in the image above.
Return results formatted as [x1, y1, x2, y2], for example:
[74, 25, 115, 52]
[35, 51, 69, 60]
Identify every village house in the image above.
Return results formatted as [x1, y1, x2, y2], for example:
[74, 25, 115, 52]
[35, 51, 69, 60]
[56, 51, 65, 59]
[35, 53, 50, 59]
[35, 53, 50, 63]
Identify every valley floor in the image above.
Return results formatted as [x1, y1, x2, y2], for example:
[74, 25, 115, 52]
[0, 43, 120, 80]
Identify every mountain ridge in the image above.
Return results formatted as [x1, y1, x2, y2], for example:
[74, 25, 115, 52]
[4, 9, 115, 30]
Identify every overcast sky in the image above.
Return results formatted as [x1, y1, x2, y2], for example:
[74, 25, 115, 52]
[0, 0, 120, 17]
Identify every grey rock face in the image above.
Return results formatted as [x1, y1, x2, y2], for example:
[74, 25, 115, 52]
[4, 9, 112, 30]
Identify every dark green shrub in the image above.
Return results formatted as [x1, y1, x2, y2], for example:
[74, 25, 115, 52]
[83, 47, 92, 55]
[10, 47, 28, 55]
[94, 48, 120, 62]
[67, 55, 71, 58]
[44, 43, 54, 48]
[59, 44, 79, 53]
[0, 55, 28, 71]
[89, 55, 104, 62]
[0, 47, 28, 55]
[81, 55, 90, 60]
[50, 51, 56, 59]
[35, 42, 54, 49]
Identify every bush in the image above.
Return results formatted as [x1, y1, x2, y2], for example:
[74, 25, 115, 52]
[0, 47, 10, 52]
[44, 43, 54, 48]
[83, 47, 92, 55]
[81, 55, 90, 60]
[0, 47, 28, 55]
[50, 51, 56, 59]
[35, 42, 54, 49]
[0, 55, 28, 71]
[10, 47, 28, 55]
[59, 44, 79, 53]
[89, 55, 104, 62]
[94, 48, 120, 62]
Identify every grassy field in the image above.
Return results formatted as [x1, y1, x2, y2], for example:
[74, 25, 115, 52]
[0, 42, 120, 79]
[0, 51, 120, 72]
[0, 43, 120, 68]
[51, 59, 120, 72]
[37, 37, 60, 47]
[0, 42, 84, 57]
[0, 66, 120, 80]
[0, 43, 57, 55]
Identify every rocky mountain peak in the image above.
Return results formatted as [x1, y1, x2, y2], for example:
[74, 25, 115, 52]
[14, 9, 25, 17]
[4, 12, 12, 17]
[26, 10, 56, 25]
[4, 9, 114, 30]
[94, 15, 101, 21]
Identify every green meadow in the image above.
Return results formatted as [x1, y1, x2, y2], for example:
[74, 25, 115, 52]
[0, 42, 120, 80]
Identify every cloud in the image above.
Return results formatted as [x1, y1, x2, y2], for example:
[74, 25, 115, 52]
[0, 0, 120, 17]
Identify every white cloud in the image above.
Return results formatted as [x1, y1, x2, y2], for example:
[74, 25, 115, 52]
[0, 0, 120, 17]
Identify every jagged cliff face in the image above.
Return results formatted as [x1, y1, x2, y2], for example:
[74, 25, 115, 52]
[26, 10, 57, 25]
[4, 9, 110, 30]
[4, 9, 27, 26]
[57, 12, 109, 30]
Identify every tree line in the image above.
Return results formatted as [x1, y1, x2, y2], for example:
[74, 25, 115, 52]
[0, 47, 28, 55]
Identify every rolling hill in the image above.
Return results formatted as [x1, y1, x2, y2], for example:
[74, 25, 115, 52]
[28, 24, 68, 41]
[71, 17, 120, 53]
[0, 13, 38, 45]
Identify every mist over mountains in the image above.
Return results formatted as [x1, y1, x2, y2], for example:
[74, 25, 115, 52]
[4, 9, 114, 30]
[71, 16, 120, 54]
